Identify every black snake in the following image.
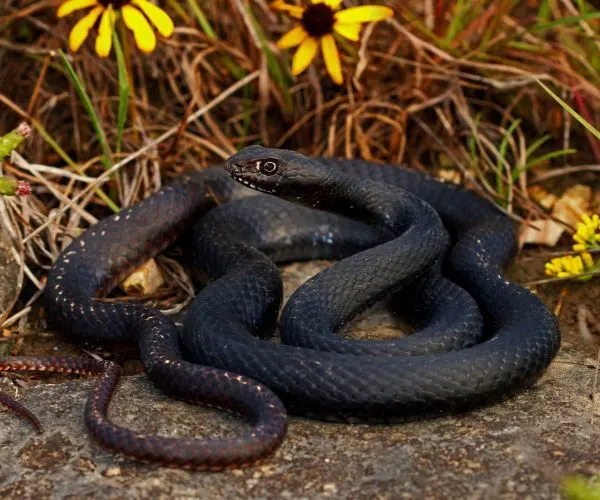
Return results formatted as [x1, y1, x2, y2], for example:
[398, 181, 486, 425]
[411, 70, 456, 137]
[0, 146, 561, 469]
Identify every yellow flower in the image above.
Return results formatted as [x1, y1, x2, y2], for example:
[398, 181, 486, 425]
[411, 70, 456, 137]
[544, 213, 600, 281]
[544, 253, 595, 280]
[57, 0, 174, 57]
[572, 213, 600, 252]
[271, 0, 393, 85]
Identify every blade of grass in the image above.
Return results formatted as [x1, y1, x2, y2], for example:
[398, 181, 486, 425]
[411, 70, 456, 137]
[533, 12, 600, 31]
[59, 50, 113, 169]
[186, 0, 246, 80]
[187, 0, 257, 135]
[244, 4, 292, 110]
[505, 41, 545, 52]
[535, 78, 600, 141]
[0, 89, 119, 213]
[525, 134, 552, 158]
[537, 0, 552, 22]
[34, 120, 119, 212]
[187, 0, 217, 38]
[576, 0, 588, 15]
[444, 0, 469, 42]
[112, 30, 129, 154]
[23, 70, 261, 244]
[166, 0, 191, 24]
[33, 120, 120, 212]
[514, 148, 577, 181]
[398, 8, 454, 52]
[468, 113, 482, 168]
[496, 118, 521, 203]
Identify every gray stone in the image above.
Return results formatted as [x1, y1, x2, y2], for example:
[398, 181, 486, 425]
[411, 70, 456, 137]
[0, 261, 599, 499]
[0, 353, 598, 499]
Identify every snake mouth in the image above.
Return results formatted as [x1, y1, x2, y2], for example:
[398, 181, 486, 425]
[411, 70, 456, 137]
[225, 162, 277, 194]
[233, 175, 276, 194]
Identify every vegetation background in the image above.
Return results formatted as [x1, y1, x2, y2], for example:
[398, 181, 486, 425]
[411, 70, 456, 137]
[0, 1, 599, 495]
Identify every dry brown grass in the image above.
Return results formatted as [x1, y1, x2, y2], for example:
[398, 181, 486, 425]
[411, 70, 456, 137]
[0, 0, 598, 341]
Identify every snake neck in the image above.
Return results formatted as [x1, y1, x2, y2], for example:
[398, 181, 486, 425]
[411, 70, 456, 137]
[291, 165, 427, 236]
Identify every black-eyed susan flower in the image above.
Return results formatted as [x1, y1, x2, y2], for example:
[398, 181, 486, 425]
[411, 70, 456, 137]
[271, 0, 393, 85]
[57, 0, 174, 57]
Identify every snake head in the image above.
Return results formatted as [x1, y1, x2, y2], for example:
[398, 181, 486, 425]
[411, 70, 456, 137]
[224, 145, 288, 195]
[225, 146, 329, 200]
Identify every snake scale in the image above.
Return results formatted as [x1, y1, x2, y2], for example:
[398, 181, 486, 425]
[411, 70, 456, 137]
[0, 146, 561, 469]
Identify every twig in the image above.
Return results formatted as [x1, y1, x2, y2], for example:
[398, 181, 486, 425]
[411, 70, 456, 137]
[532, 164, 600, 182]
[522, 269, 600, 286]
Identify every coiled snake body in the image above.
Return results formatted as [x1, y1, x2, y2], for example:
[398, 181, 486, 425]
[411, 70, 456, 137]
[0, 146, 560, 469]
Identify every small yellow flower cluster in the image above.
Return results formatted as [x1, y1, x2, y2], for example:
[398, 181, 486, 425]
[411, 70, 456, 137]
[545, 213, 599, 280]
[545, 252, 594, 279]
[573, 214, 600, 252]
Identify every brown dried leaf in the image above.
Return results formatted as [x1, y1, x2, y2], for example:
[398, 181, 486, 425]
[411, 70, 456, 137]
[520, 219, 565, 247]
[552, 184, 592, 228]
[120, 258, 165, 296]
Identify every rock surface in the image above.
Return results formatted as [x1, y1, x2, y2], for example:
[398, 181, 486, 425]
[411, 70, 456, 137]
[1, 260, 599, 499]
[0, 352, 598, 499]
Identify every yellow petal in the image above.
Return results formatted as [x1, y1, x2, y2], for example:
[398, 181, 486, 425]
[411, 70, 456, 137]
[321, 34, 342, 84]
[312, 0, 343, 8]
[334, 6, 394, 24]
[325, 0, 344, 8]
[122, 5, 157, 53]
[132, 0, 174, 37]
[271, 1, 304, 19]
[291, 36, 318, 76]
[57, 0, 98, 18]
[582, 252, 594, 268]
[333, 22, 361, 41]
[277, 25, 308, 49]
[68, 6, 103, 52]
[95, 7, 114, 57]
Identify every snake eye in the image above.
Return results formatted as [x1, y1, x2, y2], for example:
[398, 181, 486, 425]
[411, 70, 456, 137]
[259, 160, 278, 175]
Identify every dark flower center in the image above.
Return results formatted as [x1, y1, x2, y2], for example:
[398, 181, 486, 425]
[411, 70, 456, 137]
[301, 3, 335, 38]
[97, 0, 131, 8]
